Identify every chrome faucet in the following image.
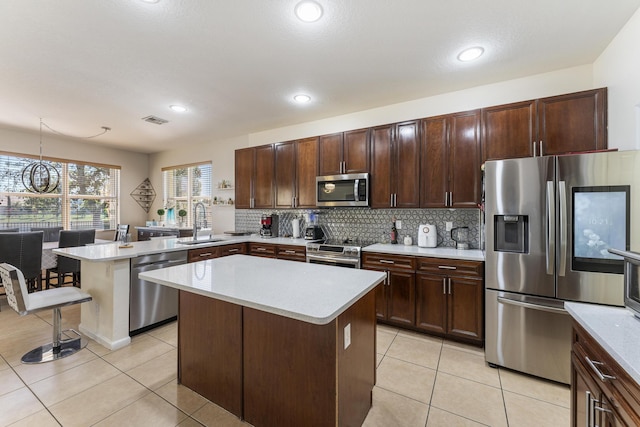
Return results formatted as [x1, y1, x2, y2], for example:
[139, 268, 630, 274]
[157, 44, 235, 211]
[193, 202, 207, 240]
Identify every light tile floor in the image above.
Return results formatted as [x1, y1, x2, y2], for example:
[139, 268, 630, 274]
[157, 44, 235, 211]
[0, 300, 570, 426]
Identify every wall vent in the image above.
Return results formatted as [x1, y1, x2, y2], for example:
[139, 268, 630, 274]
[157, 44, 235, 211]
[142, 115, 169, 125]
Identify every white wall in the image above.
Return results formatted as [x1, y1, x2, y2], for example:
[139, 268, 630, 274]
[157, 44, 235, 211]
[248, 65, 595, 146]
[0, 127, 149, 231]
[593, 7, 640, 151]
[148, 134, 249, 233]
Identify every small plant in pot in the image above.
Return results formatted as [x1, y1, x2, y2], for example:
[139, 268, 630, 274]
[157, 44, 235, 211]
[157, 208, 165, 225]
[178, 209, 187, 225]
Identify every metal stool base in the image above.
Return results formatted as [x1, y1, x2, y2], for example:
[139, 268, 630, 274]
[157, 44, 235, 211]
[21, 329, 87, 364]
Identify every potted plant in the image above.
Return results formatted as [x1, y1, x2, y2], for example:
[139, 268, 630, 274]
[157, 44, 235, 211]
[157, 208, 165, 225]
[178, 209, 187, 225]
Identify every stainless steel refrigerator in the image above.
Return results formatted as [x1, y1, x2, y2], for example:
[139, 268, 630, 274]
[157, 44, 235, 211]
[485, 150, 640, 384]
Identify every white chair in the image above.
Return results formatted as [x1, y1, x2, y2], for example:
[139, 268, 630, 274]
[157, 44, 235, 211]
[0, 263, 92, 364]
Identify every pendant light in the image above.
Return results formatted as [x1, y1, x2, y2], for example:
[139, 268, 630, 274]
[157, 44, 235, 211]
[22, 119, 60, 193]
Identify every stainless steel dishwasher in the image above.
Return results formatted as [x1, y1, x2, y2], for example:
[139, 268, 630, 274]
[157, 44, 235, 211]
[130, 251, 187, 335]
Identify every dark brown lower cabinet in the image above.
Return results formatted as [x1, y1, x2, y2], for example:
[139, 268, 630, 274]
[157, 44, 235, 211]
[416, 273, 483, 343]
[364, 252, 484, 346]
[571, 322, 639, 427]
[178, 289, 376, 427]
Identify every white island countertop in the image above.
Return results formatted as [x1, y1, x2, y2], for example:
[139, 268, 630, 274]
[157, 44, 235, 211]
[139, 254, 386, 325]
[363, 243, 485, 261]
[565, 302, 640, 385]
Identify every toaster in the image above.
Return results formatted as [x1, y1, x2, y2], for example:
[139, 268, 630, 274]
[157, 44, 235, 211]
[418, 224, 437, 248]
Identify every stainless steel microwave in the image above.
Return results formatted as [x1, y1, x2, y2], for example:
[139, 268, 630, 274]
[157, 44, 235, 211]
[609, 248, 640, 318]
[316, 173, 369, 207]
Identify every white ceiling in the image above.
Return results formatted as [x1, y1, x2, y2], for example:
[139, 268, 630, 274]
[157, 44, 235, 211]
[1, 0, 639, 154]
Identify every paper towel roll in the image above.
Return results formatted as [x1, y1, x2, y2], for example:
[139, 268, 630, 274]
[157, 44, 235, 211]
[292, 218, 300, 238]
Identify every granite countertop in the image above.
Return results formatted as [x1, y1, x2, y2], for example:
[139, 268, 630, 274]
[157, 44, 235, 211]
[139, 254, 386, 325]
[565, 302, 640, 385]
[363, 243, 485, 261]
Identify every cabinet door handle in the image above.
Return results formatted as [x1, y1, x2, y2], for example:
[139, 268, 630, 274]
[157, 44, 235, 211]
[533, 141, 537, 157]
[448, 278, 452, 294]
[585, 357, 616, 382]
[438, 265, 457, 270]
[284, 250, 296, 254]
[442, 278, 447, 294]
[444, 192, 448, 206]
[228, 248, 239, 253]
[585, 391, 593, 427]
[386, 270, 390, 286]
[256, 247, 267, 252]
[539, 141, 544, 156]
[199, 252, 213, 257]
[390, 194, 394, 207]
[379, 259, 395, 264]
[449, 192, 453, 207]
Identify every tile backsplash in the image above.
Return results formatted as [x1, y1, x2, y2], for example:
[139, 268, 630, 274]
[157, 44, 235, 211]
[235, 208, 482, 249]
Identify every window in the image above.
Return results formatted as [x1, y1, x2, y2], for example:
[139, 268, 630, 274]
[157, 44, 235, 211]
[162, 162, 212, 227]
[0, 152, 120, 231]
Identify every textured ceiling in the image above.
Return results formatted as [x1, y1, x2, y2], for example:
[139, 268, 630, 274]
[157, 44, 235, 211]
[1, 0, 639, 153]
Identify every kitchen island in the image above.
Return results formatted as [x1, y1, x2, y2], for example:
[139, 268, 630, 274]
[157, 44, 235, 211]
[139, 255, 386, 427]
[53, 234, 313, 350]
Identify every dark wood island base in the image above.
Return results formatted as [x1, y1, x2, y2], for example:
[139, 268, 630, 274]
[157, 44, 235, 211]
[178, 289, 377, 427]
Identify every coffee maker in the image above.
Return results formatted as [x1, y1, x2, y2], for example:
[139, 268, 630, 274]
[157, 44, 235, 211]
[260, 214, 279, 238]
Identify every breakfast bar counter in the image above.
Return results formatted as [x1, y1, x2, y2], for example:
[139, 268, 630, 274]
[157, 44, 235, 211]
[140, 255, 386, 427]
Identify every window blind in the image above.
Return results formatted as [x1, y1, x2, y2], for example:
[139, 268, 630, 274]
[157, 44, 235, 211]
[162, 162, 212, 227]
[0, 153, 120, 231]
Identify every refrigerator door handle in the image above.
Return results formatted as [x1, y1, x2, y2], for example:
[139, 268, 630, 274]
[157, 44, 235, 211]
[546, 181, 555, 275]
[558, 180, 568, 277]
[497, 296, 568, 315]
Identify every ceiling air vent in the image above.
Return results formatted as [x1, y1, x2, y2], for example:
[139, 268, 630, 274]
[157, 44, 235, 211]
[142, 115, 169, 125]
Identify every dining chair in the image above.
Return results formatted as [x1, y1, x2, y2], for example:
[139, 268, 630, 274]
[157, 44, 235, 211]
[0, 231, 43, 295]
[30, 226, 63, 242]
[46, 229, 95, 289]
[114, 224, 130, 242]
[0, 263, 92, 363]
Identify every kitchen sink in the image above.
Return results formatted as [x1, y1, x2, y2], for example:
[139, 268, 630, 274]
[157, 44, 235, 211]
[176, 238, 224, 245]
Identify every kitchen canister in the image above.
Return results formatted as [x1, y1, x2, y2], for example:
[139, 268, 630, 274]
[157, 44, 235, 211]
[292, 218, 300, 238]
[403, 235, 412, 245]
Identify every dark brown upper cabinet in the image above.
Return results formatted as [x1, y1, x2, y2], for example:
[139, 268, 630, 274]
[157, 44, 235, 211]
[235, 145, 275, 209]
[482, 88, 607, 161]
[318, 128, 370, 176]
[421, 110, 481, 209]
[275, 137, 318, 209]
[370, 121, 421, 208]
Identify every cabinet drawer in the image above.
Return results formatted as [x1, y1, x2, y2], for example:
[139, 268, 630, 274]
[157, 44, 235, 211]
[249, 243, 277, 258]
[416, 257, 483, 277]
[362, 253, 416, 270]
[276, 245, 306, 262]
[219, 243, 247, 257]
[188, 246, 220, 262]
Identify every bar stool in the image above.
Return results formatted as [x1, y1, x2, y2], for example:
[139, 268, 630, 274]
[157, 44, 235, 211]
[0, 231, 43, 293]
[30, 226, 63, 242]
[46, 229, 95, 288]
[0, 263, 92, 363]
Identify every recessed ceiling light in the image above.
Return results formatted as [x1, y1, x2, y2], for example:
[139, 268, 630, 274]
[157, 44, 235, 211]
[457, 47, 484, 62]
[169, 105, 187, 113]
[293, 94, 311, 103]
[295, 1, 323, 23]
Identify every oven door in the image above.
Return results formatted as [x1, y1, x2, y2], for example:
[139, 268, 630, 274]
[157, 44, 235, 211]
[306, 253, 360, 269]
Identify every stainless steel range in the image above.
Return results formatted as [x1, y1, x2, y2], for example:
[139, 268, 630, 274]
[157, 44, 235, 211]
[306, 239, 366, 269]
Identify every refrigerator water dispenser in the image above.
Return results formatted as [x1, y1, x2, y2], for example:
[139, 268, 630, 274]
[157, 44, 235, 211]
[494, 215, 528, 253]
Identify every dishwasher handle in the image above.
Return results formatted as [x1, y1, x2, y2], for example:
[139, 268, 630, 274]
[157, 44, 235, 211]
[132, 258, 186, 270]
